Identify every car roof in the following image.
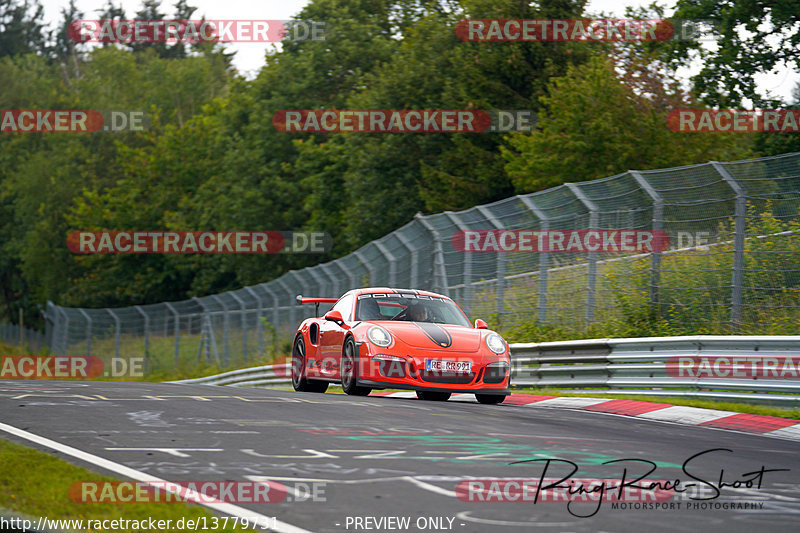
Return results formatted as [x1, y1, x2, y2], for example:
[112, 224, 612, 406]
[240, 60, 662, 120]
[350, 287, 451, 300]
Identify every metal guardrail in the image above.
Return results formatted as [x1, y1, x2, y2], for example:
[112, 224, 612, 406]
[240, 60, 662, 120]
[168, 363, 290, 387]
[171, 335, 800, 406]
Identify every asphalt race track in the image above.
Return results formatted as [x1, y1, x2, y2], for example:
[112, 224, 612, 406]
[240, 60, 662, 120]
[1, 380, 798, 533]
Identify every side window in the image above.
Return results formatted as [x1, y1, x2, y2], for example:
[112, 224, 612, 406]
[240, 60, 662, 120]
[331, 293, 354, 321]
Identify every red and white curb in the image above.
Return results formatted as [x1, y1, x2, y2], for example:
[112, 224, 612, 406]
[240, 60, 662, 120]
[369, 391, 800, 442]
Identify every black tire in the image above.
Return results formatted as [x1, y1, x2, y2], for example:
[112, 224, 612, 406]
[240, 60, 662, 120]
[476, 394, 506, 404]
[416, 391, 451, 401]
[341, 336, 371, 396]
[291, 336, 328, 393]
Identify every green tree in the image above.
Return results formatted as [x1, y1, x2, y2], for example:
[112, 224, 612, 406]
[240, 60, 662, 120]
[754, 83, 800, 156]
[502, 55, 753, 192]
[668, 0, 800, 107]
[0, 0, 49, 57]
[294, 0, 590, 249]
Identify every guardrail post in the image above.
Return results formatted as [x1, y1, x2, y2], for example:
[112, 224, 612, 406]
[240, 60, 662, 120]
[520, 196, 550, 323]
[165, 302, 180, 367]
[210, 295, 230, 366]
[477, 205, 507, 321]
[711, 161, 746, 331]
[415, 213, 450, 296]
[631, 170, 664, 315]
[105, 308, 121, 359]
[373, 240, 398, 287]
[244, 287, 265, 355]
[134, 306, 150, 374]
[566, 183, 599, 324]
[230, 292, 248, 364]
[78, 309, 92, 358]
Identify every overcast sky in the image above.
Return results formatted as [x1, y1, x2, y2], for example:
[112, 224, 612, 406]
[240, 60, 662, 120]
[39, 0, 799, 104]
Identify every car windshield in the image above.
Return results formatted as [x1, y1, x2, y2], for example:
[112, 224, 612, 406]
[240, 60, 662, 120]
[354, 293, 471, 327]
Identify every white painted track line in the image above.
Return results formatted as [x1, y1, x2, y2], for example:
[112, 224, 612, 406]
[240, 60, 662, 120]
[0, 422, 311, 533]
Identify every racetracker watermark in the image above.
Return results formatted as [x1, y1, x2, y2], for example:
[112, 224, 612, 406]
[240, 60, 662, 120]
[69, 19, 326, 43]
[452, 230, 670, 253]
[273, 110, 537, 133]
[456, 19, 718, 42]
[67, 231, 331, 254]
[0, 356, 143, 379]
[70, 480, 325, 504]
[0, 110, 147, 133]
[668, 110, 800, 132]
[667, 356, 800, 379]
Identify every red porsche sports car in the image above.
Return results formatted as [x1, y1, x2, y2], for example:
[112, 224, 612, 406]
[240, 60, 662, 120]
[291, 288, 510, 403]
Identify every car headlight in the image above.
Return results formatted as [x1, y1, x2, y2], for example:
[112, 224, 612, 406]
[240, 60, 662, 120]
[485, 333, 506, 354]
[367, 326, 393, 348]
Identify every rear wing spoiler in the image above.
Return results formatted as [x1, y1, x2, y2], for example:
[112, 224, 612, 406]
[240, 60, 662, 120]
[296, 295, 339, 317]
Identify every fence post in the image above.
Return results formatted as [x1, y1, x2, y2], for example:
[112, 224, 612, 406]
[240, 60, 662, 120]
[288, 271, 311, 322]
[210, 295, 230, 366]
[78, 309, 92, 358]
[334, 258, 357, 292]
[134, 306, 150, 374]
[711, 161, 746, 331]
[354, 250, 376, 286]
[244, 287, 264, 355]
[56, 306, 70, 356]
[105, 308, 121, 359]
[306, 266, 327, 297]
[373, 240, 398, 287]
[165, 302, 180, 367]
[42, 302, 54, 353]
[631, 170, 665, 315]
[414, 213, 449, 296]
[395, 231, 418, 289]
[264, 283, 280, 332]
[276, 278, 297, 329]
[230, 292, 248, 364]
[319, 263, 341, 298]
[442, 212, 473, 317]
[192, 297, 212, 363]
[477, 205, 507, 321]
[520, 196, 550, 323]
[566, 183, 599, 324]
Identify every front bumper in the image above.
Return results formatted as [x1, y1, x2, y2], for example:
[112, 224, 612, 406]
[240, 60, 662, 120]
[358, 378, 510, 396]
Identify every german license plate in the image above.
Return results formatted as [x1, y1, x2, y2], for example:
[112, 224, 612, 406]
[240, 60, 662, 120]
[425, 359, 471, 372]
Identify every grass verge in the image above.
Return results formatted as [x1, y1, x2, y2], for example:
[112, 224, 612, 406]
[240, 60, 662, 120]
[0, 438, 248, 532]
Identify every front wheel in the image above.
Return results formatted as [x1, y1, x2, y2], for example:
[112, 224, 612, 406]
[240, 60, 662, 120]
[476, 394, 506, 404]
[416, 391, 451, 401]
[292, 336, 328, 393]
[341, 337, 371, 396]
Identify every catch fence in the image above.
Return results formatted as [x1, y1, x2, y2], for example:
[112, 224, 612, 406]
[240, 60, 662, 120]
[43, 152, 800, 374]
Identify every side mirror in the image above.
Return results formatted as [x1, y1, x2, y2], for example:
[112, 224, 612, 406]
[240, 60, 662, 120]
[324, 310, 343, 322]
[474, 319, 489, 329]
[324, 310, 350, 329]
